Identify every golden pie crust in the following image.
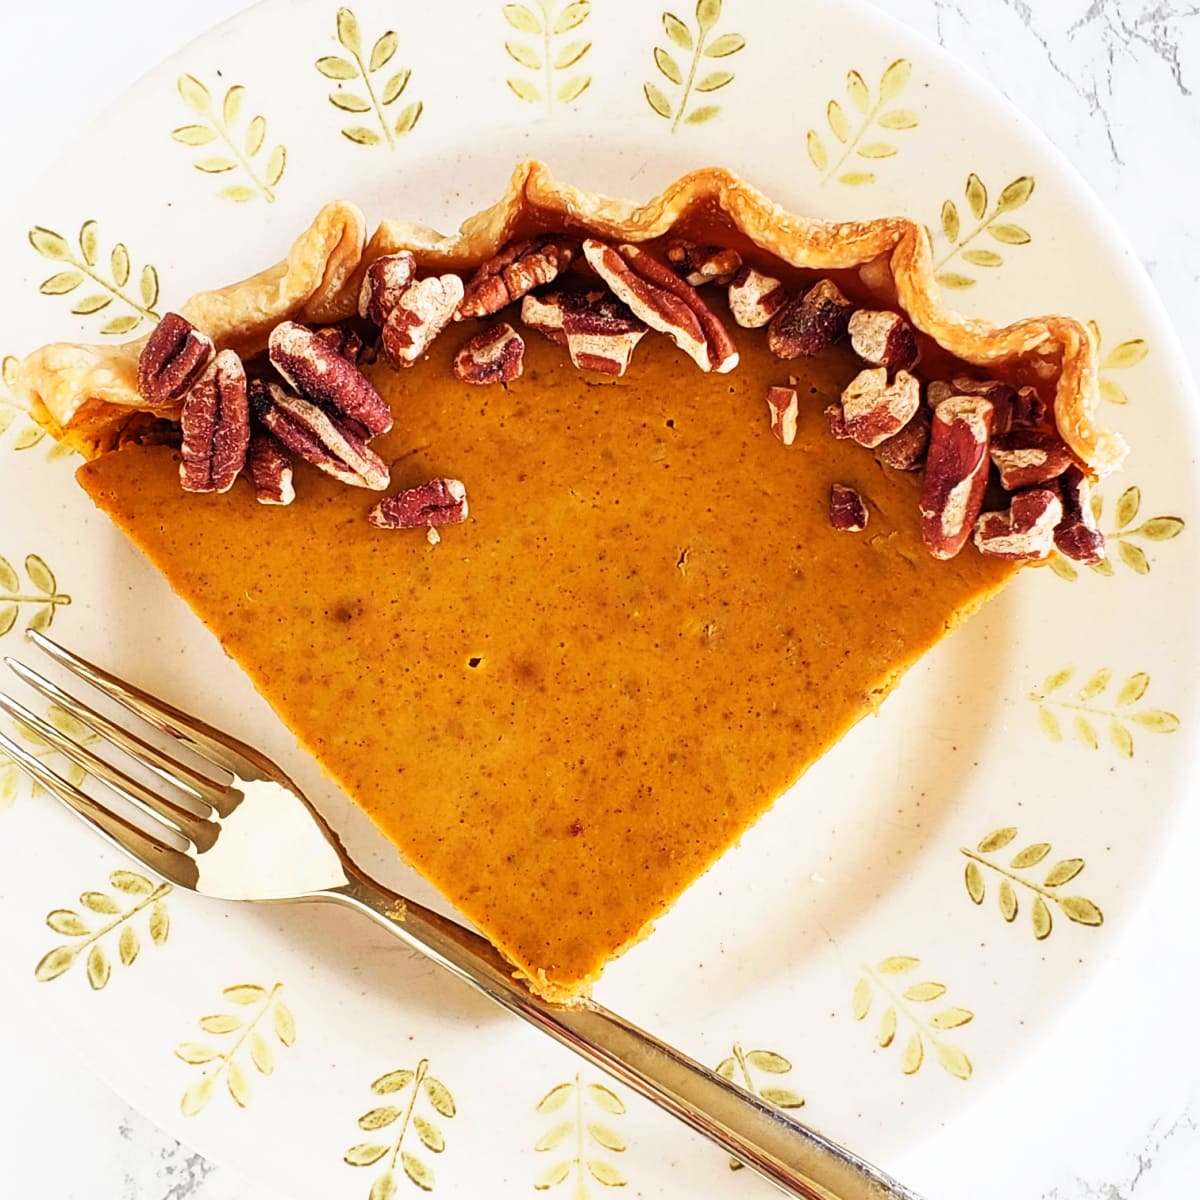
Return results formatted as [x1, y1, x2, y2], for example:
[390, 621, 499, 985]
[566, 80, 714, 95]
[20, 159, 1124, 475]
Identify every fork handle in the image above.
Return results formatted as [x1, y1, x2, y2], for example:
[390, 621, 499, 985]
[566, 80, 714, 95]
[324, 873, 922, 1200]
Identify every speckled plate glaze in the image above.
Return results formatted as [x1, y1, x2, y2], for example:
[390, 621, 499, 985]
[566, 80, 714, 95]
[0, 1, 1197, 1196]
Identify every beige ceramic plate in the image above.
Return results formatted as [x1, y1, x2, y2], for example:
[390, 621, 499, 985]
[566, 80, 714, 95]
[0, 1, 1197, 1196]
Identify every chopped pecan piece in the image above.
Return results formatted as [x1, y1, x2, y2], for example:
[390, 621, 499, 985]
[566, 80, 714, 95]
[726, 265, 786, 328]
[664, 240, 743, 287]
[1054, 464, 1106, 564]
[765, 386, 799, 446]
[179, 350, 250, 494]
[521, 290, 649, 376]
[830, 484, 868, 532]
[848, 309, 920, 372]
[824, 404, 849, 440]
[314, 324, 365, 364]
[458, 235, 578, 320]
[990, 429, 1073, 491]
[247, 431, 295, 506]
[250, 379, 389, 491]
[973, 487, 1063, 560]
[1009, 385, 1047, 430]
[369, 477, 469, 530]
[925, 376, 1045, 432]
[380, 274, 465, 368]
[767, 279, 854, 359]
[838, 367, 921, 448]
[919, 396, 995, 560]
[358, 252, 417, 327]
[453, 322, 525, 384]
[581, 239, 738, 373]
[137, 312, 215, 407]
[875, 405, 931, 470]
[269, 321, 392, 438]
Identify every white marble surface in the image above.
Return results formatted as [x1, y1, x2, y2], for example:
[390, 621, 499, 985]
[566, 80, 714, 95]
[1, 1, 1197, 1196]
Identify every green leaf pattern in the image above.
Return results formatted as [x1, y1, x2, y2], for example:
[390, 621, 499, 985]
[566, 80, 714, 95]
[317, 8, 423, 146]
[714, 1043, 803, 1169]
[0, 552, 71, 639]
[504, 0, 593, 109]
[1087, 320, 1150, 408]
[1050, 484, 1184, 581]
[933, 173, 1035, 288]
[534, 1073, 628, 1194]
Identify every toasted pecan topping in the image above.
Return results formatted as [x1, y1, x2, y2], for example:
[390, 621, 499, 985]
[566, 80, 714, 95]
[137, 312, 215, 408]
[381, 274, 464, 368]
[768, 279, 854, 359]
[830, 484, 868, 532]
[973, 487, 1063, 560]
[369, 477, 469, 530]
[876, 405, 931, 470]
[179, 350, 250, 494]
[359, 252, 417, 327]
[839, 367, 921, 449]
[521, 289, 648, 376]
[313, 324, 365, 365]
[664, 239, 743, 287]
[458, 235, 578, 320]
[453, 322, 525, 384]
[247, 431, 295, 506]
[919, 396, 995, 560]
[765, 386, 799, 446]
[990, 429, 1073, 491]
[848, 309, 920, 373]
[1054, 465, 1106, 564]
[727, 265, 786, 329]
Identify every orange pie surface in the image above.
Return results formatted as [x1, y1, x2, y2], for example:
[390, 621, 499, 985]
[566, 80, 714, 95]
[77, 308, 1017, 998]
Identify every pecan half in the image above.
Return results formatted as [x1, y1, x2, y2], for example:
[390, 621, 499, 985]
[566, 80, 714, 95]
[137, 312, 214, 407]
[990, 429, 1073, 491]
[664, 240, 743, 287]
[848, 309, 920, 373]
[314, 324, 365, 364]
[359, 252, 417, 327]
[369, 478, 469, 530]
[875, 405, 931, 470]
[582, 240, 738, 373]
[453, 322, 525, 384]
[726, 265, 786, 328]
[458, 235, 578, 320]
[247, 431, 295, 506]
[269, 321, 392, 438]
[521, 290, 649, 376]
[765, 386, 799, 446]
[919, 396, 995, 560]
[1054, 465, 1106, 564]
[179, 350, 250, 494]
[250, 379, 389, 491]
[838, 367, 921, 448]
[767, 279, 854, 359]
[830, 484, 868, 532]
[973, 487, 1063, 560]
[380, 274, 465, 368]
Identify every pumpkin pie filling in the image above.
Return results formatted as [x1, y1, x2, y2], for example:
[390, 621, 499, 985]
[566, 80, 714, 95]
[19, 163, 1124, 1000]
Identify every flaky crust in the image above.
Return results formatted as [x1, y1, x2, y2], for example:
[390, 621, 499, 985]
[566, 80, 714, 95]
[19, 160, 1124, 472]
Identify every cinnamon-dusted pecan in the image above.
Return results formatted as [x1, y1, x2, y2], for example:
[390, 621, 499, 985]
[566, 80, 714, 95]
[765, 386, 799, 446]
[314, 324, 365, 364]
[830, 484, 868, 532]
[1054, 464, 1106, 564]
[838, 367, 921, 448]
[973, 487, 1063, 560]
[380, 274, 465, 368]
[876, 405, 931, 470]
[269, 321, 392, 438]
[990, 429, 1073, 491]
[919, 396, 995, 560]
[179, 350, 250, 494]
[369, 477, 468, 530]
[521, 290, 649, 376]
[458, 235, 578, 320]
[767, 279, 854, 359]
[137, 312, 214, 407]
[581, 240, 738, 373]
[664, 240, 743, 287]
[726, 265, 786, 328]
[848, 309, 920, 373]
[250, 379, 389, 491]
[358, 251, 417, 327]
[452, 322, 525, 384]
[247, 431, 295, 506]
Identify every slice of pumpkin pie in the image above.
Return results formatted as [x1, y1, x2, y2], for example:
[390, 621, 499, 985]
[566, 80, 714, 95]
[19, 162, 1123, 1000]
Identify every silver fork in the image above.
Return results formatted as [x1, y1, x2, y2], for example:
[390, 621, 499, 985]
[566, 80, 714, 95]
[0, 630, 922, 1200]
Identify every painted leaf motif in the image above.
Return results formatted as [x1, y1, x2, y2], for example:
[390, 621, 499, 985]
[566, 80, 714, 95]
[554, 1, 591, 33]
[999, 879, 1017, 922]
[226, 1060, 250, 1107]
[118, 924, 139, 966]
[337, 6, 363, 55]
[586, 1159, 627, 1186]
[1043, 858, 1085, 887]
[316, 56, 358, 80]
[878, 109, 919, 129]
[79, 220, 99, 266]
[102, 314, 144, 336]
[423, 1074, 456, 1117]
[806, 131, 828, 172]
[222, 85, 245, 127]
[1138, 517, 1184, 540]
[175, 1043, 219, 1065]
[745, 1049, 791, 1073]
[852, 977, 871, 1019]
[0, 557, 18, 591]
[654, 47, 683, 85]
[558, 76, 590, 103]
[0, 604, 15, 637]
[72, 295, 114, 315]
[86, 944, 110, 989]
[588, 1122, 625, 1151]
[81, 890, 120, 914]
[929, 1007, 973, 1029]
[879, 58, 911, 101]
[962, 249, 1002, 267]
[149, 901, 170, 945]
[177, 74, 212, 114]
[978, 827, 1017, 853]
[1074, 715, 1099, 749]
[715, 1056, 736, 1080]
[554, 39, 590, 69]
[663, 12, 693, 49]
[902, 1032, 923, 1074]
[1118, 542, 1149, 574]
[359, 1106, 402, 1130]
[903, 981, 946, 1002]
[504, 3, 542, 33]
[935, 272, 975, 289]
[536, 1161, 572, 1190]
[587, 1082, 626, 1114]
[846, 69, 869, 113]
[1079, 668, 1112, 700]
[827, 99, 849, 141]
[342, 126, 382, 145]
[415, 1115, 445, 1153]
[393, 101, 423, 135]
[1010, 842, 1051, 869]
[402, 1152, 434, 1191]
[29, 227, 71, 260]
[180, 1072, 217, 1116]
[34, 945, 76, 981]
[1061, 896, 1104, 925]
[998, 176, 1035, 210]
[140, 265, 160, 310]
[40, 271, 84, 295]
[200, 1013, 241, 1034]
[695, 0, 722, 34]
[330, 93, 372, 113]
[372, 1068, 414, 1094]
[878, 955, 919, 974]
[1132, 709, 1181, 732]
[47, 909, 89, 936]
[644, 82, 672, 119]
[990, 223, 1031, 244]
[1031, 896, 1052, 939]
[936, 1043, 972, 1080]
[535, 1120, 573, 1151]
[965, 173, 987, 220]
[760, 1087, 805, 1108]
[225, 983, 267, 1005]
[507, 40, 542, 69]
[369, 1172, 398, 1200]
[705, 32, 745, 56]
[370, 31, 399, 72]
[1110, 722, 1134, 758]
[857, 142, 897, 159]
[382, 70, 411, 104]
[878, 1004, 896, 1047]
[344, 1143, 390, 1167]
[250, 1032, 273, 1075]
[695, 70, 733, 92]
[1104, 339, 1149, 369]
[965, 860, 985, 904]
